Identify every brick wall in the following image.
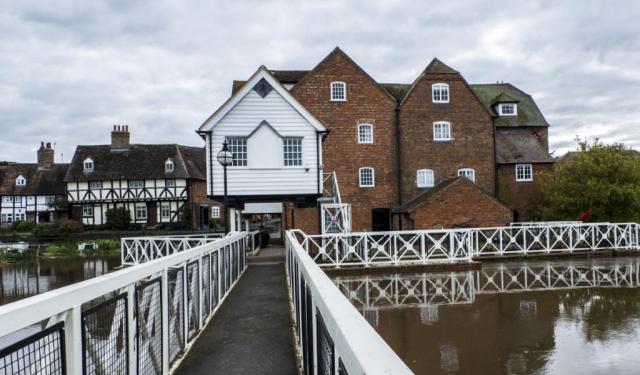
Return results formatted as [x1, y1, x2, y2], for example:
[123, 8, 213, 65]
[291, 48, 398, 231]
[282, 201, 320, 234]
[399, 72, 495, 202]
[396, 179, 513, 229]
[189, 179, 224, 228]
[496, 163, 553, 221]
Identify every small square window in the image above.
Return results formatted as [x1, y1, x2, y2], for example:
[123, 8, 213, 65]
[433, 122, 451, 141]
[227, 138, 248, 167]
[211, 206, 220, 218]
[516, 164, 533, 182]
[417, 169, 434, 188]
[135, 205, 148, 220]
[358, 124, 373, 144]
[283, 137, 303, 166]
[330, 82, 346, 101]
[165, 179, 176, 187]
[89, 181, 102, 189]
[499, 103, 517, 116]
[165, 159, 175, 173]
[432, 83, 450, 103]
[129, 180, 144, 188]
[457, 168, 476, 182]
[359, 167, 375, 187]
[83, 158, 94, 172]
[82, 205, 93, 217]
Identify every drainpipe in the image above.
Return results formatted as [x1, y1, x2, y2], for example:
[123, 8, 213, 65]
[395, 106, 403, 205]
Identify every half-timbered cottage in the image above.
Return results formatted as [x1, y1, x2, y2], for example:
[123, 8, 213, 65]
[65, 126, 222, 228]
[0, 143, 68, 226]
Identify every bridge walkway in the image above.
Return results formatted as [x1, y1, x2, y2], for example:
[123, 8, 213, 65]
[175, 245, 298, 375]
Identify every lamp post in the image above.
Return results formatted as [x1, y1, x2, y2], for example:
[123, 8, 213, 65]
[217, 140, 233, 233]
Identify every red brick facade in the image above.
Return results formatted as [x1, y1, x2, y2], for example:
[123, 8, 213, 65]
[496, 163, 553, 221]
[188, 179, 224, 229]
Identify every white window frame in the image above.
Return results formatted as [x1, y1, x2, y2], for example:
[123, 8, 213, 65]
[129, 180, 144, 189]
[330, 81, 347, 101]
[417, 169, 434, 188]
[165, 159, 175, 173]
[457, 168, 476, 182]
[227, 137, 248, 167]
[357, 123, 373, 144]
[359, 167, 375, 187]
[160, 203, 171, 220]
[211, 206, 220, 218]
[433, 121, 451, 141]
[89, 181, 102, 190]
[515, 164, 533, 182]
[432, 83, 450, 103]
[82, 205, 93, 218]
[83, 158, 94, 172]
[3, 196, 13, 203]
[165, 179, 176, 187]
[135, 204, 148, 220]
[499, 103, 518, 116]
[15, 175, 26, 186]
[283, 137, 303, 167]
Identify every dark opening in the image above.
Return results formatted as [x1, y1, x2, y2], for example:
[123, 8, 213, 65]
[199, 206, 210, 229]
[371, 208, 391, 232]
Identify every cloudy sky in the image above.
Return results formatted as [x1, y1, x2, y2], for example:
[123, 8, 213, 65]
[1, 0, 639, 162]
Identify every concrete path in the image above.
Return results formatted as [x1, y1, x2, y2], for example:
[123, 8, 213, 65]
[175, 246, 297, 375]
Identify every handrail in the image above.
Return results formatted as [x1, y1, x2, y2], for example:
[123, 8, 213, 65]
[121, 233, 226, 265]
[285, 230, 412, 374]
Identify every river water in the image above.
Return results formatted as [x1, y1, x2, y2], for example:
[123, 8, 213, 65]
[333, 256, 640, 375]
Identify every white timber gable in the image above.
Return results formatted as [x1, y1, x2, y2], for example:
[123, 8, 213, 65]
[199, 66, 326, 198]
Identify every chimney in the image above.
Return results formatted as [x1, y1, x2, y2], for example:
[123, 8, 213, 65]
[37, 141, 54, 169]
[111, 125, 130, 150]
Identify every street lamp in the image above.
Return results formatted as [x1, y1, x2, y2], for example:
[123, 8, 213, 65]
[217, 140, 233, 233]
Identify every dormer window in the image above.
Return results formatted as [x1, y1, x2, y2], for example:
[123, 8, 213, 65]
[83, 158, 94, 172]
[432, 83, 449, 103]
[165, 159, 175, 173]
[499, 103, 517, 116]
[15, 175, 26, 186]
[330, 81, 346, 101]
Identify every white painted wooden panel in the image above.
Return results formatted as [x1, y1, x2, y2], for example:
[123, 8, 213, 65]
[243, 202, 283, 214]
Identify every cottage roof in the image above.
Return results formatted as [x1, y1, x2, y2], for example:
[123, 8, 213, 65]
[0, 163, 68, 196]
[64, 144, 206, 182]
[470, 83, 549, 127]
[495, 129, 555, 164]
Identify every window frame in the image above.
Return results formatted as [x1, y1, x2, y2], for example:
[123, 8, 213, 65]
[15, 175, 26, 186]
[83, 158, 94, 172]
[499, 103, 518, 116]
[358, 167, 375, 188]
[135, 204, 148, 220]
[515, 163, 533, 182]
[433, 121, 452, 141]
[160, 203, 171, 220]
[416, 169, 435, 188]
[165, 179, 176, 187]
[82, 205, 93, 218]
[330, 81, 347, 102]
[211, 206, 220, 218]
[357, 123, 374, 144]
[128, 179, 145, 189]
[432, 83, 450, 103]
[88, 181, 102, 190]
[457, 168, 476, 182]
[165, 159, 175, 173]
[283, 137, 303, 167]
[226, 137, 248, 167]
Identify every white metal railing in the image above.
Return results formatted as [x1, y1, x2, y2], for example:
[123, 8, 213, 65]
[510, 221, 580, 227]
[285, 230, 412, 375]
[322, 172, 342, 204]
[0, 232, 249, 374]
[296, 222, 640, 268]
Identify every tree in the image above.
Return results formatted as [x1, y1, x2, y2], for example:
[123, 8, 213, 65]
[105, 208, 131, 230]
[539, 138, 640, 222]
[179, 204, 193, 229]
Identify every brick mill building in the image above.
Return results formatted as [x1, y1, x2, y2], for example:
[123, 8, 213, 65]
[200, 47, 554, 233]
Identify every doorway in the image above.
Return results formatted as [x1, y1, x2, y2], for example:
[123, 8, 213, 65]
[371, 208, 390, 232]
[199, 206, 210, 229]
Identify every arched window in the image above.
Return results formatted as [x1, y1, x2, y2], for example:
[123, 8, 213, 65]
[359, 167, 375, 187]
[432, 83, 449, 103]
[416, 169, 434, 187]
[358, 123, 373, 144]
[83, 158, 94, 172]
[15, 175, 26, 186]
[330, 81, 346, 101]
[433, 121, 451, 141]
[165, 159, 175, 173]
[457, 168, 476, 182]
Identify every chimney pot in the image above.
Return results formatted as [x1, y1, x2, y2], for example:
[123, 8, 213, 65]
[37, 141, 54, 168]
[111, 125, 130, 150]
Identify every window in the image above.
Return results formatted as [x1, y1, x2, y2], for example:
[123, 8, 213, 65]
[283, 137, 303, 166]
[433, 122, 451, 141]
[358, 124, 373, 144]
[457, 168, 476, 182]
[129, 180, 144, 188]
[15, 175, 26, 186]
[4, 213, 12, 223]
[499, 103, 517, 116]
[83, 158, 94, 172]
[432, 83, 449, 103]
[165, 179, 176, 187]
[165, 159, 175, 173]
[515, 164, 533, 182]
[82, 205, 93, 217]
[227, 138, 248, 167]
[0, 214, 6, 223]
[89, 181, 102, 190]
[135, 205, 148, 220]
[211, 206, 220, 218]
[3, 196, 13, 203]
[359, 167, 375, 187]
[330, 81, 346, 101]
[45, 196, 55, 204]
[160, 203, 171, 220]
[417, 169, 434, 187]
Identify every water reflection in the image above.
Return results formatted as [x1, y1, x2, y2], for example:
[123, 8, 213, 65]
[333, 257, 640, 375]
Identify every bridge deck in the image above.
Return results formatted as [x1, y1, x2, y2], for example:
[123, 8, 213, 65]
[175, 245, 297, 375]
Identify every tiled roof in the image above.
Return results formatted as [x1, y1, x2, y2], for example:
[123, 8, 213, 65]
[470, 83, 549, 127]
[495, 128, 555, 164]
[392, 177, 462, 213]
[0, 163, 68, 196]
[64, 144, 206, 182]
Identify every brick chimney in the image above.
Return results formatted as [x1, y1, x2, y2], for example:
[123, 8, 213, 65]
[111, 125, 130, 150]
[37, 142, 54, 169]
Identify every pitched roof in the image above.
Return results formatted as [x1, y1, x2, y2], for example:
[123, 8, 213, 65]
[0, 163, 68, 196]
[424, 58, 459, 74]
[495, 128, 555, 164]
[471, 83, 549, 127]
[379, 83, 411, 102]
[64, 144, 206, 182]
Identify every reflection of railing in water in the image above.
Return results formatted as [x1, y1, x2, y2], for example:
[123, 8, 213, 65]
[334, 262, 640, 320]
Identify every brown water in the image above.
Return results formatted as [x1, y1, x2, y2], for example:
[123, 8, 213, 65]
[333, 257, 640, 375]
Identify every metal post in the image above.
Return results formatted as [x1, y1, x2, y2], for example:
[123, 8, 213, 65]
[223, 165, 229, 234]
[198, 256, 203, 329]
[127, 284, 137, 375]
[161, 270, 170, 375]
[64, 305, 83, 374]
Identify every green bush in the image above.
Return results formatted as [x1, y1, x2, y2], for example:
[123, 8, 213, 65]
[43, 243, 79, 256]
[179, 205, 193, 230]
[209, 218, 219, 229]
[32, 222, 59, 238]
[96, 239, 119, 252]
[105, 208, 131, 230]
[57, 219, 84, 234]
[15, 221, 36, 232]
